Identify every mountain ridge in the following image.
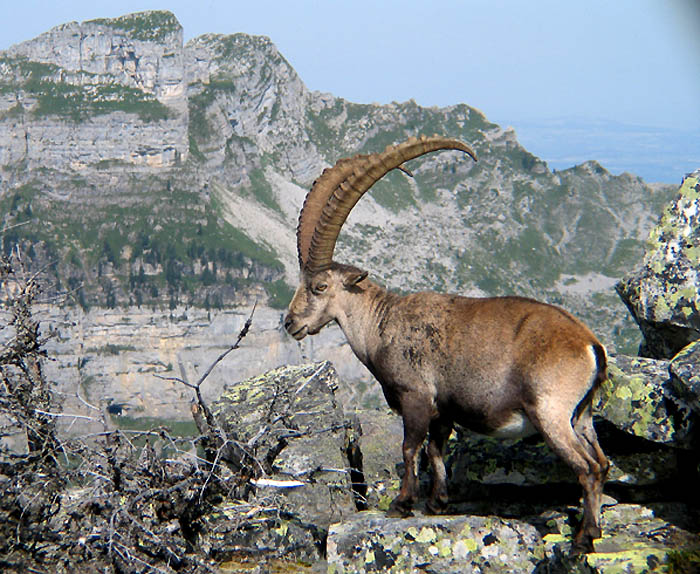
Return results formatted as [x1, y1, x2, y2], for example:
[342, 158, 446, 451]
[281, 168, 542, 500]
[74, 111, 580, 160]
[0, 9, 676, 354]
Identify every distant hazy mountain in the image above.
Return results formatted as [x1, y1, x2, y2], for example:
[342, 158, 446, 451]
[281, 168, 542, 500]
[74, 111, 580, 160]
[508, 117, 699, 184]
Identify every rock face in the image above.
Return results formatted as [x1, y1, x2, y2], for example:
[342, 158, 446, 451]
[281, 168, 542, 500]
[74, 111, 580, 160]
[617, 170, 700, 358]
[0, 11, 188, 169]
[39, 302, 375, 441]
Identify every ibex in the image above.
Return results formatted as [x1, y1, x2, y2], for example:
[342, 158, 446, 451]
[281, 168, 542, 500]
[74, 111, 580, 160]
[284, 135, 609, 554]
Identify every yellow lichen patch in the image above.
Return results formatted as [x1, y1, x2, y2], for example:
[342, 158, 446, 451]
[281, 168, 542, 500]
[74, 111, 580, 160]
[585, 544, 668, 574]
[414, 526, 437, 544]
[436, 537, 452, 557]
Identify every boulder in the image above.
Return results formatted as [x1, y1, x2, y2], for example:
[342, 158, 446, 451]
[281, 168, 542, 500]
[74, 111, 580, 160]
[327, 511, 544, 574]
[616, 170, 700, 359]
[349, 409, 403, 510]
[209, 361, 360, 561]
[596, 354, 696, 447]
[543, 503, 700, 574]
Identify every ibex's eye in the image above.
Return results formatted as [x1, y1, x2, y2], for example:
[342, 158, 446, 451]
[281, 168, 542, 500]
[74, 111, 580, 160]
[314, 283, 328, 294]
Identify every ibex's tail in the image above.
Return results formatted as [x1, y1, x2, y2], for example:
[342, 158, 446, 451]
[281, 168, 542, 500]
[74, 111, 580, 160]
[591, 343, 608, 389]
[573, 343, 607, 424]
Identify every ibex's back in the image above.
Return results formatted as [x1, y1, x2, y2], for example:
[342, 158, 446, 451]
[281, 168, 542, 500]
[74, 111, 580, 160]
[284, 136, 609, 555]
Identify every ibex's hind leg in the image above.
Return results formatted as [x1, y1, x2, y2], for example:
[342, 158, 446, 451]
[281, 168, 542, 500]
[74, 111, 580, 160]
[425, 418, 454, 515]
[574, 401, 609, 534]
[524, 402, 605, 554]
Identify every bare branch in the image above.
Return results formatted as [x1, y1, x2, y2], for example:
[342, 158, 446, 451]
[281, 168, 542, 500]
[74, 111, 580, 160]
[194, 301, 256, 389]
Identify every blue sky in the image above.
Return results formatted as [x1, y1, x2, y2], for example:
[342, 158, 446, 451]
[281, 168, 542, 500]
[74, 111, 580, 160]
[1, 1, 698, 182]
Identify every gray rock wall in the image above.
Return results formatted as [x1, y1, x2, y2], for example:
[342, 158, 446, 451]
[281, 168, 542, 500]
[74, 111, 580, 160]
[0, 11, 188, 169]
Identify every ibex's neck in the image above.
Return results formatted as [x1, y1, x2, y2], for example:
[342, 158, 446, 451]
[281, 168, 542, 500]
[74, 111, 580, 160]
[335, 280, 397, 365]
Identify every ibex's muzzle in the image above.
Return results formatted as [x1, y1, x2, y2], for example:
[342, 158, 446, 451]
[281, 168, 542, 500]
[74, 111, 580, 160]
[284, 314, 308, 340]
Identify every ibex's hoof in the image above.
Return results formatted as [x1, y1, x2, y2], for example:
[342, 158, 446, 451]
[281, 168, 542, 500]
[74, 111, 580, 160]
[425, 499, 449, 515]
[387, 499, 414, 518]
[570, 523, 600, 555]
[570, 536, 595, 555]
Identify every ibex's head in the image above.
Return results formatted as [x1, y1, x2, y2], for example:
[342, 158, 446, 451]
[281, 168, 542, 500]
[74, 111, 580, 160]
[284, 135, 477, 340]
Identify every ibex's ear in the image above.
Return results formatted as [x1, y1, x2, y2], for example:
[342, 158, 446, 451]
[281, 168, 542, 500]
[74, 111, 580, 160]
[344, 270, 368, 288]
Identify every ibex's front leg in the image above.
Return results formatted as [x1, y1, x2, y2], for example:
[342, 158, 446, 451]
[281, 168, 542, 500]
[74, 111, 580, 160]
[388, 392, 433, 517]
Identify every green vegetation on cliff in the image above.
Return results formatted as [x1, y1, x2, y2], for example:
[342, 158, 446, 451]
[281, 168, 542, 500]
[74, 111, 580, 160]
[0, 56, 171, 122]
[0, 173, 285, 310]
[87, 10, 181, 42]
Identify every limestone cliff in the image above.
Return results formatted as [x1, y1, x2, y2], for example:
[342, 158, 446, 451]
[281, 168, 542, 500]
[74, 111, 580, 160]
[0, 11, 187, 169]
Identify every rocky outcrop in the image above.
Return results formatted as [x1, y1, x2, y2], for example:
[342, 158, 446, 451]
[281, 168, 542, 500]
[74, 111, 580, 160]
[198, 362, 360, 563]
[185, 33, 321, 182]
[211, 362, 359, 530]
[670, 340, 700, 416]
[327, 504, 700, 574]
[597, 354, 698, 448]
[617, 170, 700, 359]
[327, 512, 545, 574]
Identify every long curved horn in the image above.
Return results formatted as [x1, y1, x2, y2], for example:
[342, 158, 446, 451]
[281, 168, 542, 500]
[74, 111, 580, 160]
[297, 135, 477, 272]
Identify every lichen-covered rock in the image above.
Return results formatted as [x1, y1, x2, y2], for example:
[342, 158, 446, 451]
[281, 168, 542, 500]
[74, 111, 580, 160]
[446, 432, 572, 492]
[205, 505, 325, 564]
[595, 354, 695, 446]
[212, 361, 358, 530]
[543, 503, 700, 574]
[670, 339, 700, 417]
[616, 170, 700, 359]
[327, 504, 700, 574]
[327, 511, 545, 574]
[446, 425, 679, 494]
